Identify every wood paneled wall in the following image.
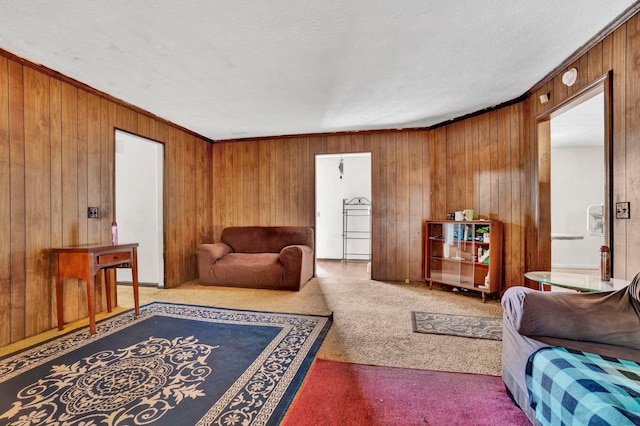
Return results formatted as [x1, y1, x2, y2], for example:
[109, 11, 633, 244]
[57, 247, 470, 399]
[529, 14, 640, 280]
[212, 103, 527, 286]
[429, 103, 527, 289]
[0, 54, 214, 347]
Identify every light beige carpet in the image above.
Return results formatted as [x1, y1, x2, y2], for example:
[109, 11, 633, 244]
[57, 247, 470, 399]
[117, 261, 504, 376]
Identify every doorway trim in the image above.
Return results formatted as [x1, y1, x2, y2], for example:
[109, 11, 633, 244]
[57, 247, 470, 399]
[534, 71, 613, 272]
[314, 152, 373, 276]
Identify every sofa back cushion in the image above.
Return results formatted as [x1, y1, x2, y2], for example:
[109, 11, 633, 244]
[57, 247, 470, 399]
[221, 226, 314, 254]
[503, 273, 640, 350]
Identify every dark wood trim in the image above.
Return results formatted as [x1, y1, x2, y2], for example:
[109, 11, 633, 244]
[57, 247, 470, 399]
[534, 71, 613, 273]
[534, 73, 608, 121]
[217, 125, 431, 143]
[604, 70, 614, 264]
[427, 95, 528, 131]
[219, 95, 528, 143]
[0, 48, 215, 145]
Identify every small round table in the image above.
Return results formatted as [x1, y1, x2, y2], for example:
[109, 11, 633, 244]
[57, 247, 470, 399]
[524, 271, 629, 292]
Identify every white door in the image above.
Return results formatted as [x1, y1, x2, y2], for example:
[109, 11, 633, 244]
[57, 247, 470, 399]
[115, 130, 164, 287]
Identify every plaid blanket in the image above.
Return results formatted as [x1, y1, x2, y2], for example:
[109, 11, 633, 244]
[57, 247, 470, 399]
[526, 347, 640, 425]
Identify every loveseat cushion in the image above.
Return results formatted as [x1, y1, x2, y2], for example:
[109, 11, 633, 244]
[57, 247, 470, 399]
[502, 274, 640, 350]
[210, 253, 282, 288]
[221, 226, 314, 254]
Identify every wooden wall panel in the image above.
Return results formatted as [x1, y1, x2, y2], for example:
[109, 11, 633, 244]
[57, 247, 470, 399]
[385, 132, 399, 280]
[99, 99, 116, 247]
[87, 94, 102, 245]
[61, 82, 80, 321]
[49, 79, 62, 323]
[23, 68, 51, 336]
[0, 54, 214, 347]
[522, 97, 537, 281]
[0, 57, 10, 344]
[409, 133, 426, 281]
[77, 90, 89, 316]
[509, 103, 525, 288]
[8, 60, 26, 343]
[610, 25, 627, 276]
[497, 107, 512, 287]
[623, 14, 640, 277]
[85, 91, 107, 311]
[477, 116, 491, 217]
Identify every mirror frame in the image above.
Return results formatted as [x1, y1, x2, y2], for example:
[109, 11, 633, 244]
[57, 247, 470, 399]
[534, 71, 613, 274]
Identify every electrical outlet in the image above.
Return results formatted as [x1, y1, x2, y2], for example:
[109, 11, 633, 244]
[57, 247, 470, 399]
[616, 202, 630, 219]
[88, 207, 99, 218]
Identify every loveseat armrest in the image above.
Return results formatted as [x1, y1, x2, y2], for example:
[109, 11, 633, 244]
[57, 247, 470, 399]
[279, 245, 314, 288]
[196, 243, 232, 265]
[502, 285, 640, 350]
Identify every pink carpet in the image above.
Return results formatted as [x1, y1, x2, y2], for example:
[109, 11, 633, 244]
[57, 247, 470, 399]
[282, 358, 531, 426]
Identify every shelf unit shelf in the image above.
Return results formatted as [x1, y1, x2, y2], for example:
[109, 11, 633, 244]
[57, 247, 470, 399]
[342, 197, 371, 262]
[424, 220, 503, 302]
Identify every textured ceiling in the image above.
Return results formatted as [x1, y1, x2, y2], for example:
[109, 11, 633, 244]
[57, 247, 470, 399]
[551, 93, 604, 149]
[0, 1, 636, 140]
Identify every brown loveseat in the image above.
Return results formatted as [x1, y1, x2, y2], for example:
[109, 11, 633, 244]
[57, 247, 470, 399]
[196, 226, 314, 291]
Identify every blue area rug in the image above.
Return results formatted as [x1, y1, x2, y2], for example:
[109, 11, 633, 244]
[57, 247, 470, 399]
[0, 302, 332, 425]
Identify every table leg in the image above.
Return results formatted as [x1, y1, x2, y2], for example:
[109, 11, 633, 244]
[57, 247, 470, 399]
[103, 268, 112, 313]
[132, 247, 140, 316]
[54, 256, 64, 331]
[86, 268, 96, 335]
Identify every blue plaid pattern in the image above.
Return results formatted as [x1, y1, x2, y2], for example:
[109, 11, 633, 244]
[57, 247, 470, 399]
[526, 347, 640, 425]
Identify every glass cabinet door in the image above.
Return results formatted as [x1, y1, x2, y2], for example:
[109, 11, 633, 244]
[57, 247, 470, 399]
[425, 220, 501, 302]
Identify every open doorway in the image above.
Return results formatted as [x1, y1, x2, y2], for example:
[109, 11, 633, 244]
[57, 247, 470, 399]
[550, 91, 604, 275]
[315, 153, 371, 279]
[115, 130, 165, 287]
[535, 72, 613, 277]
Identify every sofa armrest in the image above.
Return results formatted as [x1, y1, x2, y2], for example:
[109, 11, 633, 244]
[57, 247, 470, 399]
[502, 285, 640, 350]
[196, 243, 232, 264]
[279, 244, 312, 268]
[279, 245, 314, 286]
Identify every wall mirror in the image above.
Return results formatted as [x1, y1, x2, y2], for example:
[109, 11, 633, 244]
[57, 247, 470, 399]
[536, 72, 613, 276]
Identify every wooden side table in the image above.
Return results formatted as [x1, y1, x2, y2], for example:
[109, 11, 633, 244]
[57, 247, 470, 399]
[51, 243, 140, 335]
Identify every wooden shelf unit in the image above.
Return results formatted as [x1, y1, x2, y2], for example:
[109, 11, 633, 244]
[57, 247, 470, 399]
[424, 220, 503, 302]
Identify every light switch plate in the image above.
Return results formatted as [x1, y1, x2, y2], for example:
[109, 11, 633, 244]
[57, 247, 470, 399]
[616, 202, 630, 219]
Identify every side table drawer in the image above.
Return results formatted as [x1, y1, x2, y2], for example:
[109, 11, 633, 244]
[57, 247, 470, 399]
[97, 251, 131, 264]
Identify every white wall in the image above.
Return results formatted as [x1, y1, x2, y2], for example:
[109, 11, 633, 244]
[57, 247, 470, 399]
[316, 153, 371, 260]
[551, 146, 604, 268]
[115, 131, 164, 286]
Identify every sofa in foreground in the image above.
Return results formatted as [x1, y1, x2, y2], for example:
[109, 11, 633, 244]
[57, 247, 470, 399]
[196, 226, 314, 291]
[502, 277, 640, 425]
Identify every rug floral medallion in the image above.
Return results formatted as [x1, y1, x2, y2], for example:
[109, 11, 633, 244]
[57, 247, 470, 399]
[0, 303, 332, 426]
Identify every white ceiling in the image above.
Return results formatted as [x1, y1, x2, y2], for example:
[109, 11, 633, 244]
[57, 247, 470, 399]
[551, 92, 604, 148]
[0, 1, 636, 141]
